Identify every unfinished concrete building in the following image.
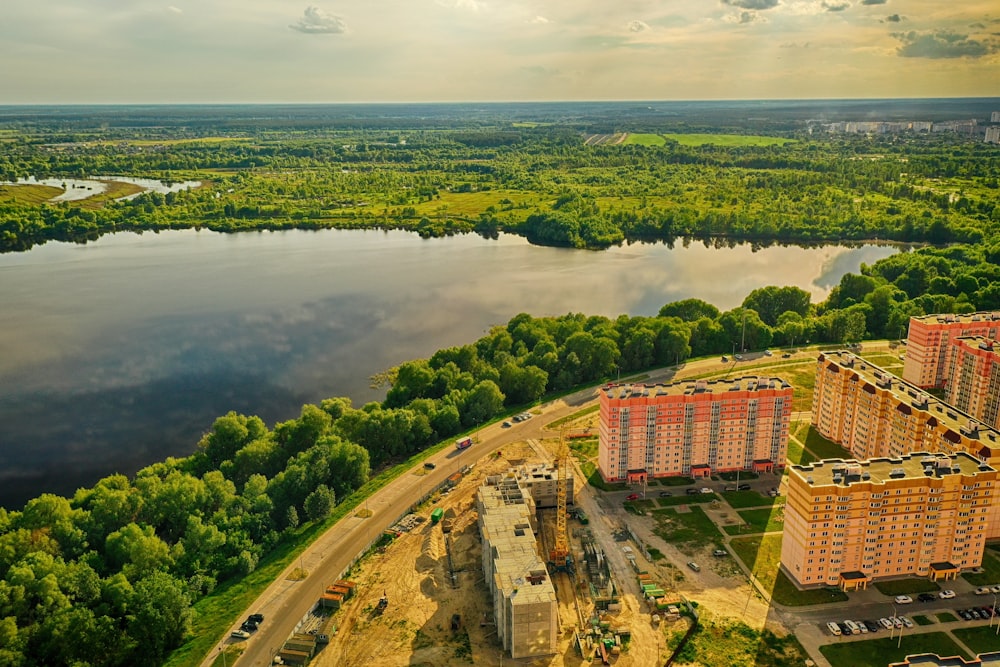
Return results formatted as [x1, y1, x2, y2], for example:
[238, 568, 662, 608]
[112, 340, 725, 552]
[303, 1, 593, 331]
[477, 473, 559, 659]
[515, 462, 575, 508]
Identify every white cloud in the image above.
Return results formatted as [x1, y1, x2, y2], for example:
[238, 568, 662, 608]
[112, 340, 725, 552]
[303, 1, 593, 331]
[436, 0, 485, 10]
[289, 6, 347, 34]
[530, 15, 550, 24]
[166, 5, 182, 14]
[628, 19, 650, 32]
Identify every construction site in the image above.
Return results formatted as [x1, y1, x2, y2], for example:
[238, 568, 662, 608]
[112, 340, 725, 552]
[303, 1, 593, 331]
[298, 418, 743, 667]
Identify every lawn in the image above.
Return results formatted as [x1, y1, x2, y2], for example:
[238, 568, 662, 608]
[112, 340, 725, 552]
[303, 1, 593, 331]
[963, 548, 1000, 586]
[655, 475, 696, 487]
[794, 422, 852, 460]
[953, 626, 1000, 654]
[580, 460, 628, 492]
[0, 183, 63, 205]
[786, 438, 817, 466]
[651, 506, 723, 552]
[935, 612, 958, 623]
[623, 133, 667, 146]
[664, 617, 809, 667]
[657, 493, 717, 507]
[821, 632, 969, 667]
[912, 615, 934, 626]
[723, 507, 786, 535]
[721, 490, 781, 509]
[873, 579, 941, 596]
[662, 133, 796, 147]
[729, 533, 846, 605]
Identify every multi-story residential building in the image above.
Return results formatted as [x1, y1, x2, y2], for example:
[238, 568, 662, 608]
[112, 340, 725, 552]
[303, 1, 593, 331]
[477, 473, 558, 659]
[991, 111, 1000, 123]
[597, 377, 793, 484]
[986, 126, 1000, 145]
[812, 351, 1000, 538]
[902, 312, 1000, 389]
[781, 452, 997, 590]
[947, 337, 1000, 429]
[514, 463, 575, 509]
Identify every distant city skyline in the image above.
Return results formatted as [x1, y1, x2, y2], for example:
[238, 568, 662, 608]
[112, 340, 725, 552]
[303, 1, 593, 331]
[1, 0, 998, 104]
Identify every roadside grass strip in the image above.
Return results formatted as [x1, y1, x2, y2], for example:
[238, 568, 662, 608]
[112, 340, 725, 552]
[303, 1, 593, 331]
[820, 633, 969, 667]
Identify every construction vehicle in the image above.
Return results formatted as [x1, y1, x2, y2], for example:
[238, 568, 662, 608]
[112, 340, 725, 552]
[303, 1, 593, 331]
[376, 591, 388, 614]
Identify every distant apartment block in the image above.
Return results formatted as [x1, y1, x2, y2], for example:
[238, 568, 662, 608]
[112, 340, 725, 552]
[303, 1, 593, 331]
[991, 111, 1000, 123]
[597, 378, 792, 484]
[947, 337, 1000, 429]
[812, 351, 1000, 538]
[781, 452, 997, 590]
[477, 473, 558, 659]
[987, 126, 1000, 145]
[902, 312, 1000, 389]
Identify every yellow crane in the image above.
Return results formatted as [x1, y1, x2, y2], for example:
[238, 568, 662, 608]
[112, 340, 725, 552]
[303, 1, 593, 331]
[549, 432, 570, 569]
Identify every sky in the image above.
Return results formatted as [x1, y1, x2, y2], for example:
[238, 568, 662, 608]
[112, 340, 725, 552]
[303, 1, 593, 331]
[1, 0, 998, 103]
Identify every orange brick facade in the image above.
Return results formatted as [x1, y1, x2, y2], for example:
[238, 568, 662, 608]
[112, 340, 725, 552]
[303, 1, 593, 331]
[902, 312, 1000, 389]
[598, 378, 792, 483]
[947, 337, 1000, 429]
[781, 453, 997, 589]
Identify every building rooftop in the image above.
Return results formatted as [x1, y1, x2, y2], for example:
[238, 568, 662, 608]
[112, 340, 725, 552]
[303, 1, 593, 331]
[603, 377, 791, 400]
[790, 451, 993, 488]
[891, 651, 1000, 667]
[911, 311, 1000, 326]
[818, 351, 1000, 455]
[954, 336, 1000, 354]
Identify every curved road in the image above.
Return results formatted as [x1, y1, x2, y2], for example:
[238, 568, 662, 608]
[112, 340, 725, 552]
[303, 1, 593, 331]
[207, 344, 850, 666]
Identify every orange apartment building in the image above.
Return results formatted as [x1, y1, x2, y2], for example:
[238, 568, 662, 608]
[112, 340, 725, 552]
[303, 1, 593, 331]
[597, 377, 793, 484]
[781, 452, 997, 590]
[902, 312, 1000, 389]
[811, 351, 1000, 539]
[947, 336, 1000, 429]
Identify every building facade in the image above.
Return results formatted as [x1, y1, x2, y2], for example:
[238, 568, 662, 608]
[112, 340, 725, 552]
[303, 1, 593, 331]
[947, 337, 1000, 429]
[781, 452, 997, 590]
[902, 312, 1000, 389]
[812, 351, 1000, 538]
[477, 474, 558, 659]
[597, 377, 792, 484]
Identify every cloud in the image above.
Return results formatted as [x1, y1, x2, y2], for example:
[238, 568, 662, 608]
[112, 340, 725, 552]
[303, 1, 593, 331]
[166, 5, 182, 14]
[860, 0, 886, 4]
[436, 0, 484, 10]
[627, 20, 650, 32]
[725, 11, 767, 23]
[894, 30, 998, 58]
[290, 6, 347, 34]
[530, 16, 550, 24]
[884, 14, 902, 22]
[721, 0, 779, 10]
[822, 1, 850, 11]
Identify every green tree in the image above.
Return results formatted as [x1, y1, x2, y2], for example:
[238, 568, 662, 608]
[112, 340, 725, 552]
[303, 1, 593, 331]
[303, 485, 335, 522]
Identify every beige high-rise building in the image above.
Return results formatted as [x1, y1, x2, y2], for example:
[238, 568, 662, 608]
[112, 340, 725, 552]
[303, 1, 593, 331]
[812, 351, 1000, 538]
[477, 473, 558, 659]
[781, 452, 997, 590]
[598, 378, 792, 484]
[948, 336, 1000, 428]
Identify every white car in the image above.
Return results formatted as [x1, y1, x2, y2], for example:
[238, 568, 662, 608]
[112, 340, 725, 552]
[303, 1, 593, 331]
[991, 585, 1000, 594]
[879, 617, 894, 630]
[231, 629, 251, 639]
[900, 616, 913, 628]
[976, 586, 992, 595]
[894, 595, 913, 604]
[854, 620, 868, 633]
[892, 617, 904, 629]
[939, 589, 956, 599]
[826, 621, 842, 636]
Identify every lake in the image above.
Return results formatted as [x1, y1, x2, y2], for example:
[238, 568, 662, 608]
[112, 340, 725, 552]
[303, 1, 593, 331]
[0, 229, 900, 508]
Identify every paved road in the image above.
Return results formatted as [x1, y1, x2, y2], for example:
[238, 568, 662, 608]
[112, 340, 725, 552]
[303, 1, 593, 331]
[210, 384, 602, 667]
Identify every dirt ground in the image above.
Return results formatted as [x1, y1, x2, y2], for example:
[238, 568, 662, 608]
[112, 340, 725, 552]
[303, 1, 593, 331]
[311, 434, 790, 667]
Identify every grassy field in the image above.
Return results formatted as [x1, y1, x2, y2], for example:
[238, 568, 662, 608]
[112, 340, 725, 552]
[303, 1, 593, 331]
[963, 547, 1000, 586]
[728, 533, 847, 605]
[657, 493, 716, 507]
[623, 133, 667, 146]
[912, 614, 934, 626]
[935, 612, 958, 623]
[723, 507, 786, 535]
[786, 437, 818, 466]
[654, 475, 696, 486]
[721, 490, 781, 509]
[793, 422, 852, 460]
[873, 579, 941, 595]
[821, 632, 969, 667]
[662, 133, 796, 147]
[651, 506, 723, 552]
[953, 626, 1000, 654]
[664, 616, 809, 667]
[0, 184, 63, 205]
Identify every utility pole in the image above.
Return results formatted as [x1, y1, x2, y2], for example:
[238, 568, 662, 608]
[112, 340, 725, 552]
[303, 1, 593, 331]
[740, 309, 747, 353]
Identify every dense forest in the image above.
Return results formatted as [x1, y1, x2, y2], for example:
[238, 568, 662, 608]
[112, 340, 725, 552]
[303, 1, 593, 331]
[1, 106, 999, 665]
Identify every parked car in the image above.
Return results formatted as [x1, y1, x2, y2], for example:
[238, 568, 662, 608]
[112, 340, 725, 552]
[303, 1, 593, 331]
[231, 629, 251, 639]
[939, 590, 956, 599]
[826, 621, 842, 636]
[687, 561, 701, 572]
[975, 586, 992, 595]
[864, 620, 880, 633]
[837, 622, 852, 635]
[712, 549, 728, 557]
[721, 355, 729, 363]
[991, 585, 1000, 594]
[685, 488, 699, 495]
[918, 593, 937, 602]
[843, 620, 859, 635]
[958, 609, 972, 620]
[241, 621, 258, 632]
[734, 354, 743, 361]
[764, 350, 773, 357]
[502, 421, 512, 428]
[781, 353, 791, 358]
[892, 617, 903, 629]
[658, 491, 672, 497]
[699, 487, 713, 494]
[768, 488, 779, 497]
[423, 462, 436, 470]
[248, 613, 264, 624]
[894, 595, 913, 604]
[900, 616, 913, 628]
[724, 486, 737, 492]
[626, 493, 640, 501]
[738, 484, 752, 491]
[878, 618, 894, 630]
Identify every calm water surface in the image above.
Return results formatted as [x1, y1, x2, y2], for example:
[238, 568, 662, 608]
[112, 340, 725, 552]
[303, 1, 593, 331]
[0, 229, 899, 507]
